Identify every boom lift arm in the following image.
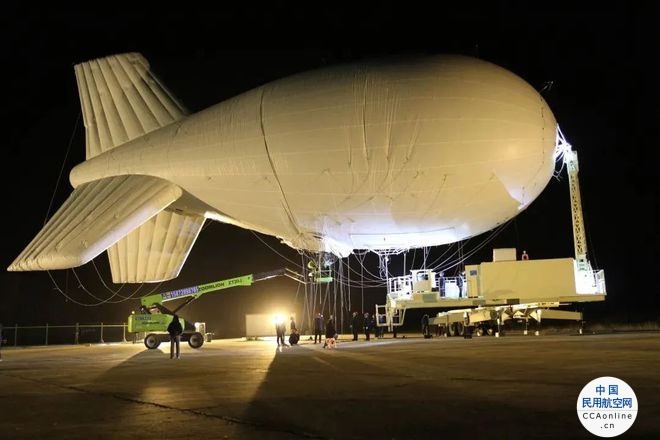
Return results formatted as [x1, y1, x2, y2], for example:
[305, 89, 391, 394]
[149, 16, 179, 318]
[139, 268, 304, 315]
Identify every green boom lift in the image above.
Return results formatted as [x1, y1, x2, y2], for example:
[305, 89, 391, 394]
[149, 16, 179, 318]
[128, 268, 311, 349]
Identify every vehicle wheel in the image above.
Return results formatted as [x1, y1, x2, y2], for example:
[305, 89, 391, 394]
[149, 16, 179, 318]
[144, 333, 161, 349]
[475, 327, 484, 337]
[188, 332, 205, 349]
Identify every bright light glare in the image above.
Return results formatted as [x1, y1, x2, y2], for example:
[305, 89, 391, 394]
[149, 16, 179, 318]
[272, 313, 285, 325]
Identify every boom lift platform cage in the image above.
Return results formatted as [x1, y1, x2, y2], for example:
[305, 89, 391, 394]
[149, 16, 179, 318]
[375, 127, 607, 336]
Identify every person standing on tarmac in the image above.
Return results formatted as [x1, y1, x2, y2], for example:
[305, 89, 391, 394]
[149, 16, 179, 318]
[313, 311, 324, 344]
[363, 312, 372, 341]
[288, 316, 299, 345]
[167, 314, 183, 359]
[275, 320, 287, 346]
[377, 314, 387, 338]
[323, 315, 337, 348]
[421, 313, 430, 338]
[351, 311, 360, 341]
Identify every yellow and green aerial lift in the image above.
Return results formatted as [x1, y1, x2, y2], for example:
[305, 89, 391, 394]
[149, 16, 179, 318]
[128, 268, 307, 349]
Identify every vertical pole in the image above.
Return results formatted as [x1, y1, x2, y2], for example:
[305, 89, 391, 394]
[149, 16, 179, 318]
[45, 323, 49, 346]
[302, 253, 311, 334]
[100, 322, 105, 343]
[339, 260, 344, 335]
[14, 324, 18, 347]
[347, 254, 351, 316]
[122, 323, 127, 343]
[74, 323, 79, 345]
[361, 259, 364, 313]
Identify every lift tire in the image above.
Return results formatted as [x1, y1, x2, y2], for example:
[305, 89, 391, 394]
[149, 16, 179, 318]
[144, 333, 161, 349]
[188, 332, 205, 349]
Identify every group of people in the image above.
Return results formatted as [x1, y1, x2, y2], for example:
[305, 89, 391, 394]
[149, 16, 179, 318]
[312, 312, 338, 348]
[276, 316, 299, 347]
[313, 310, 385, 346]
[274, 310, 389, 348]
[350, 311, 383, 341]
[438, 270, 465, 298]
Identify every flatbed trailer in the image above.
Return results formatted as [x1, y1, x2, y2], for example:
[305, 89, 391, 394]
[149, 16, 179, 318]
[375, 128, 606, 336]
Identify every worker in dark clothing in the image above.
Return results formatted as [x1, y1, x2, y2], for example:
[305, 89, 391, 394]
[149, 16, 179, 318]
[288, 316, 299, 345]
[363, 312, 371, 341]
[377, 314, 387, 338]
[457, 271, 464, 297]
[370, 313, 378, 338]
[167, 314, 183, 359]
[463, 311, 472, 339]
[276, 320, 287, 346]
[351, 311, 360, 341]
[323, 315, 337, 348]
[313, 312, 324, 344]
[421, 314, 430, 338]
[438, 271, 446, 297]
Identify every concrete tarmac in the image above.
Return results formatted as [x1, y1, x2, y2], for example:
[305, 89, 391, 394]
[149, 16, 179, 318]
[1, 332, 659, 439]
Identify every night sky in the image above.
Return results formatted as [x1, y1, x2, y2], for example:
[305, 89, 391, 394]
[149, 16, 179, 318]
[1, 4, 656, 337]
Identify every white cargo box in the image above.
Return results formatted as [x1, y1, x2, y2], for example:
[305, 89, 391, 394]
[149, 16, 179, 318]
[493, 248, 517, 262]
[245, 314, 276, 338]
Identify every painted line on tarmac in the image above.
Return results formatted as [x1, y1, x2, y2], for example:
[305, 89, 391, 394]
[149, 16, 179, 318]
[312, 355, 338, 370]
